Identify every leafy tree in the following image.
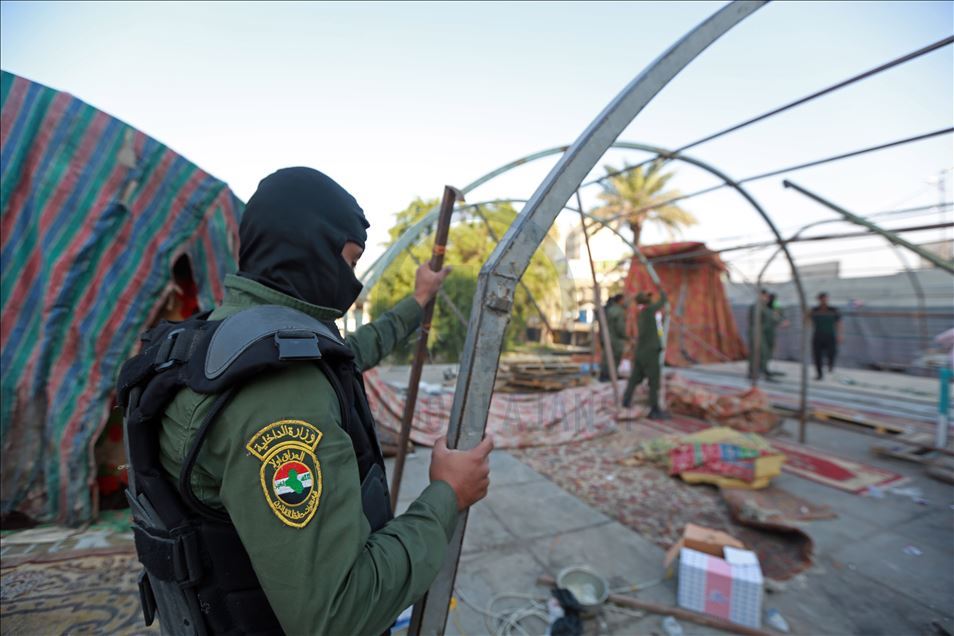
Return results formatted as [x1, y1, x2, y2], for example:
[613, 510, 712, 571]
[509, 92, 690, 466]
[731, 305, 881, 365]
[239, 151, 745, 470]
[367, 198, 562, 363]
[590, 161, 697, 245]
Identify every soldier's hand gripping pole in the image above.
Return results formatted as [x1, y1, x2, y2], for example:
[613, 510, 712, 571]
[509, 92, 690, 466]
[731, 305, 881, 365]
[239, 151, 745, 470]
[389, 185, 463, 511]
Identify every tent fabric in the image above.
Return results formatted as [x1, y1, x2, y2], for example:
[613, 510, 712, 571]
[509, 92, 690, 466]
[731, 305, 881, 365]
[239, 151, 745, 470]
[624, 242, 747, 367]
[364, 369, 618, 448]
[1, 71, 242, 524]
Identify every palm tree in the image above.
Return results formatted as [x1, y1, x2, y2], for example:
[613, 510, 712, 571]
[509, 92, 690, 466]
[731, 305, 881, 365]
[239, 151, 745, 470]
[590, 160, 697, 245]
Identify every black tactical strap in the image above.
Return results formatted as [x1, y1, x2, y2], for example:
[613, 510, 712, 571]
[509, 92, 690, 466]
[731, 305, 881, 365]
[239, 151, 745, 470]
[317, 359, 352, 433]
[178, 386, 239, 522]
[132, 523, 203, 585]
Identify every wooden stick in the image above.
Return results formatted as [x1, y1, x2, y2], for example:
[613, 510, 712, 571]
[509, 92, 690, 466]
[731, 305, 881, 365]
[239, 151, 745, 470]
[389, 186, 459, 511]
[537, 575, 777, 636]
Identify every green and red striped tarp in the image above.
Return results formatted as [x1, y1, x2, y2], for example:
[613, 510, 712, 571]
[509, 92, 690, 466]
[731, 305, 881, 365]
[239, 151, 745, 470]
[1, 71, 243, 524]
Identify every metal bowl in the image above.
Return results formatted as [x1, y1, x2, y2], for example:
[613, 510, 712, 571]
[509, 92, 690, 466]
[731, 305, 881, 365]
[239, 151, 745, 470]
[556, 565, 609, 611]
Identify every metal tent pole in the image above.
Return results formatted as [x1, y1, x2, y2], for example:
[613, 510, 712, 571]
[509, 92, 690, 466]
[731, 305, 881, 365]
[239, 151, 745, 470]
[408, 3, 765, 632]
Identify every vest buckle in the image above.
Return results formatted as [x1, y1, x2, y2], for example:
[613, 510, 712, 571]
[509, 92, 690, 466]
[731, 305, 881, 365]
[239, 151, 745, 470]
[274, 330, 322, 360]
[155, 328, 186, 371]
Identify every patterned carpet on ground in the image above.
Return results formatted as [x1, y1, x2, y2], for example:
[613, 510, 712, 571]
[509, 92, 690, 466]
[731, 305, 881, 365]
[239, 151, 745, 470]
[1, 511, 154, 635]
[656, 414, 909, 493]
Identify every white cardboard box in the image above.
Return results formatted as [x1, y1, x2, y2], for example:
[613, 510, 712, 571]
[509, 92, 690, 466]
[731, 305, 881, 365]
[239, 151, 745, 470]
[676, 546, 763, 628]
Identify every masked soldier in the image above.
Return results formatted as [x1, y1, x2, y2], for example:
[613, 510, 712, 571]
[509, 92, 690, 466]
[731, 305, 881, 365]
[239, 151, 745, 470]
[119, 167, 493, 635]
[621, 288, 668, 419]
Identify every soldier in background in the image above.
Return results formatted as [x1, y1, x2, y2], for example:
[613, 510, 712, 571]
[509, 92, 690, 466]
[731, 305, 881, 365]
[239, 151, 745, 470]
[599, 294, 627, 382]
[622, 288, 668, 419]
[811, 292, 842, 380]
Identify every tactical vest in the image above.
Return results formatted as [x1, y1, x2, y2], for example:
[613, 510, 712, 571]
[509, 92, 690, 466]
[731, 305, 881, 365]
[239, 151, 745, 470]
[117, 305, 393, 636]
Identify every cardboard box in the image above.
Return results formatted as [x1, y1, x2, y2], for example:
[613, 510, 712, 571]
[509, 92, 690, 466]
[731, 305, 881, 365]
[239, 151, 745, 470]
[677, 546, 763, 628]
[663, 523, 745, 574]
[684, 523, 745, 556]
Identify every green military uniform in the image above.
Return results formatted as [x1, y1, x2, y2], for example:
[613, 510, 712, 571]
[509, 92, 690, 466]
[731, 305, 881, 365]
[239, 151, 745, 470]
[159, 274, 458, 636]
[748, 301, 773, 378]
[599, 302, 627, 381]
[765, 305, 783, 363]
[622, 291, 667, 409]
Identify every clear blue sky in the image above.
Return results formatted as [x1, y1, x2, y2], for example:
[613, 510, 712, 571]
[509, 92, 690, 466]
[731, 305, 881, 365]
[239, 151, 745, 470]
[2, 1, 952, 284]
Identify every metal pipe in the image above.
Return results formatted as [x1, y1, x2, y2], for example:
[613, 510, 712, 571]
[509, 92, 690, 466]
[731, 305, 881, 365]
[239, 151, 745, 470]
[576, 190, 620, 406]
[662, 219, 954, 263]
[472, 203, 555, 337]
[593, 127, 954, 230]
[389, 186, 459, 512]
[409, 4, 765, 632]
[886, 246, 929, 345]
[751, 287, 763, 387]
[783, 180, 954, 274]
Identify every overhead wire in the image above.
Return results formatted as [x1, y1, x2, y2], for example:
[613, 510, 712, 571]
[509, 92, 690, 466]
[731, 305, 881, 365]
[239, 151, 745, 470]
[583, 35, 954, 189]
[591, 128, 954, 230]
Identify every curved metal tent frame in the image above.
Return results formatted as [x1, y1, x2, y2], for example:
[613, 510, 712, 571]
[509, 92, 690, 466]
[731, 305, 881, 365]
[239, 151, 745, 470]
[359, 138, 812, 439]
[409, 3, 771, 632]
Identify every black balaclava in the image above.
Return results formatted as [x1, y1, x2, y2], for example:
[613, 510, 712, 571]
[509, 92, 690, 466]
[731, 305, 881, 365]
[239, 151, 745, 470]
[238, 167, 369, 313]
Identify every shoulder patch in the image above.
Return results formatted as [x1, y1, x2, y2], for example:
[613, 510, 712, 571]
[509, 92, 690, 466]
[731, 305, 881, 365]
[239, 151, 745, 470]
[246, 420, 323, 528]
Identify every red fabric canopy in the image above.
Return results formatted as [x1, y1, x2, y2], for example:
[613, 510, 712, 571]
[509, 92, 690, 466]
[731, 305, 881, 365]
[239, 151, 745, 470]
[624, 242, 747, 366]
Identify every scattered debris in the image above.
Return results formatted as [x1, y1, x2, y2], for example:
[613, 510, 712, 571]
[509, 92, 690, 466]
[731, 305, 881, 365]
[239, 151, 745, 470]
[766, 608, 790, 633]
[666, 375, 780, 434]
[722, 485, 836, 524]
[926, 457, 954, 485]
[865, 485, 885, 498]
[888, 486, 930, 505]
[497, 357, 589, 392]
[548, 587, 584, 636]
[661, 615, 685, 636]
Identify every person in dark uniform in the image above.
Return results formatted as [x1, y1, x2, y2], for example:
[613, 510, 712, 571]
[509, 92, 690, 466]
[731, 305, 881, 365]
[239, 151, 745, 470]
[599, 294, 627, 382]
[810, 292, 842, 380]
[764, 293, 788, 377]
[622, 288, 667, 419]
[748, 289, 773, 381]
[143, 167, 494, 635]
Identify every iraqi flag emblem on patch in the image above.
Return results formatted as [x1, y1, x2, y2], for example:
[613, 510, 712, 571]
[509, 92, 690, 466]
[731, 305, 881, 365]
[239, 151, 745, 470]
[273, 461, 314, 506]
[246, 419, 323, 528]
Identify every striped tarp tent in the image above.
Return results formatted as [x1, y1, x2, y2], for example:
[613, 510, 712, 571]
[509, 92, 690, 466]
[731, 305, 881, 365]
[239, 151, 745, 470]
[625, 242, 748, 367]
[1, 71, 243, 524]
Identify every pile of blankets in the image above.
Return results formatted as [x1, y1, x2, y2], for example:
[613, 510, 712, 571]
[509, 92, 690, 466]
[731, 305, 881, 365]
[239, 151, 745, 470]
[622, 427, 785, 489]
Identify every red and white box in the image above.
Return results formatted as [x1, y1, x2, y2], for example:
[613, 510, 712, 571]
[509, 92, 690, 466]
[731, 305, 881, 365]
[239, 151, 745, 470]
[676, 546, 763, 628]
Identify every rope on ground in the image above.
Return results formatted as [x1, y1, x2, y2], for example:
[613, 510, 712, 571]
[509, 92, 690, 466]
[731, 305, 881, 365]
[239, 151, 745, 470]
[452, 574, 666, 635]
[454, 587, 549, 636]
